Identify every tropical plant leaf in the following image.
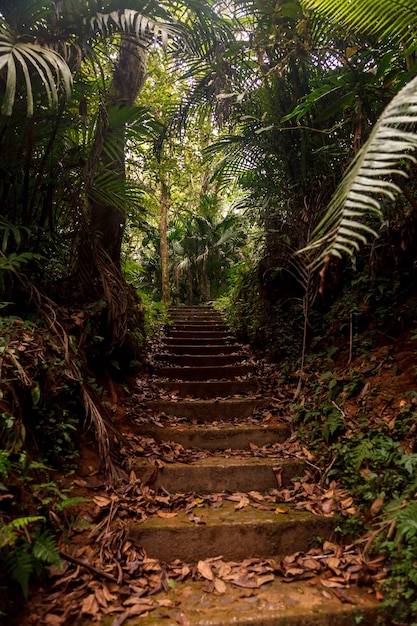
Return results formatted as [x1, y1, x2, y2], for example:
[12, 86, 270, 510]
[0, 23, 72, 117]
[32, 531, 61, 568]
[302, 73, 417, 265]
[88, 9, 179, 50]
[6, 543, 33, 599]
[301, 0, 417, 55]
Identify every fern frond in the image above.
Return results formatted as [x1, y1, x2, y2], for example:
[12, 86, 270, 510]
[302, 74, 417, 266]
[32, 531, 61, 568]
[6, 543, 33, 599]
[0, 516, 45, 549]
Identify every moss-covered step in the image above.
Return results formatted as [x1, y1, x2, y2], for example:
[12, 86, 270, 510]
[153, 379, 260, 397]
[133, 456, 303, 493]
[129, 501, 334, 562]
[137, 422, 290, 449]
[162, 343, 243, 355]
[81, 577, 384, 626]
[143, 397, 268, 420]
[156, 364, 255, 381]
[154, 353, 247, 366]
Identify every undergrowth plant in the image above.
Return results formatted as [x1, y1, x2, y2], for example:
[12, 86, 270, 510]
[292, 349, 417, 624]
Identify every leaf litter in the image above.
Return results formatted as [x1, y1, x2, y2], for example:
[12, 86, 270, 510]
[21, 345, 388, 624]
[27, 452, 386, 625]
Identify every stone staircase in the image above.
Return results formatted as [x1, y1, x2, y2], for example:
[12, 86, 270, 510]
[127, 306, 383, 625]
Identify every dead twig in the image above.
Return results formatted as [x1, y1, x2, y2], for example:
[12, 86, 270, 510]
[59, 550, 119, 584]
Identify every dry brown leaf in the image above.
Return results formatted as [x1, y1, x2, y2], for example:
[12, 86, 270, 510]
[111, 613, 129, 626]
[198, 560, 214, 581]
[370, 497, 384, 518]
[123, 597, 154, 607]
[320, 578, 347, 589]
[94, 495, 114, 508]
[235, 496, 250, 510]
[274, 507, 288, 514]
[331, 588, 357, 604]
[158, 599, 178, 608]
[94, 587, 108, 608]
[214, 577, 227, 594]
[156, 510, 178, 518]
[43, 614, 64, 625]
[257, 573, 275, 585]
[230, 575, 259, 589]
[176, 611, 191, 626]
[284, 567, 305, 577]
[302, 558, 322, 572]
[326, 557, 342, 574]
[126, 604, 153, 616]
[272, 466, 283, 487]
[81, 593, 100, 615]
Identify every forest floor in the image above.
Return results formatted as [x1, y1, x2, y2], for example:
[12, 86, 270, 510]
[9, 322, 417, 626]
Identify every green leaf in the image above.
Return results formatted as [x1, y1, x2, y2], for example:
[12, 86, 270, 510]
[31, 385, 41, 407]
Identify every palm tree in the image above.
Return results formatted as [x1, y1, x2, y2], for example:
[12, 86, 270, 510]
[298, 0, 417, 264]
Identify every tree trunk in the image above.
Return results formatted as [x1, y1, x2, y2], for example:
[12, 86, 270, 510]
[160, 179, 170, 305]
[73, 37, 148, 356]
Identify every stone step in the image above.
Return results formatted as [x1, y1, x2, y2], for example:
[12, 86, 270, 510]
[154, 353, 247, 367]
[162, 343, 243, 355]
[166, 330, 233, 340]
[134, 457, 304, 493]
[137, 423, 290, 449]
[129, 501, 334, 562]
[162, 336, 236, 346]
[143, 397, 268, 420]
[157, 364, 255, 381]
[107, 577, 382, 626]
[154, 380, 259, 398]
[168, 323, 228, 331]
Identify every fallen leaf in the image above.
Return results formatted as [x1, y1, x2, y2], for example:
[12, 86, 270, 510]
[274, 507, 288, 514]
[111, 613, 129, 626]
[370, 497, 384, 518]
[320, 579, 347, 589]
[93, 496, 112, 508]
[43, 615, 64, 625]
[273, 466, 283, 487]
[81, 593, 100, 615]
[176, 611, 191, 625]
[126, 603, 154, 616]
[188, 514, 205, 524]
[257, 573, 275, 585]
[214, 577, 227, 594]
[331, 588, 357, 605]
[198, 560, 214, 581]
[156, 510, 178, 518]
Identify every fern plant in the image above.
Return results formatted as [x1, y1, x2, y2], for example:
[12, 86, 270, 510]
[1, 516, 61, 599]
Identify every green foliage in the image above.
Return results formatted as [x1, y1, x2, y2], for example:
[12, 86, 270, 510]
[2, 525, 61, 600]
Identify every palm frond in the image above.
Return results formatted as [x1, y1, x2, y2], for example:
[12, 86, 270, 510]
[303, 74, 417, 264]
[0, 24, 72, 117]
[301, 0, 417, 54]
[88, 9, 180, 50]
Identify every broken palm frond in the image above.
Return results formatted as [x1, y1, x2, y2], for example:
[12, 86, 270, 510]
[1, 264, 123, 483]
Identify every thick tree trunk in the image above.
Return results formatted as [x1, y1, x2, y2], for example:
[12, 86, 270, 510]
[91, 38, 148, 268]
[160, 179, 170, 305]
[73, 37, 148, 356]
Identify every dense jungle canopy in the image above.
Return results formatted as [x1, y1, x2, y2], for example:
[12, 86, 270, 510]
[1, 0, 417, 623]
